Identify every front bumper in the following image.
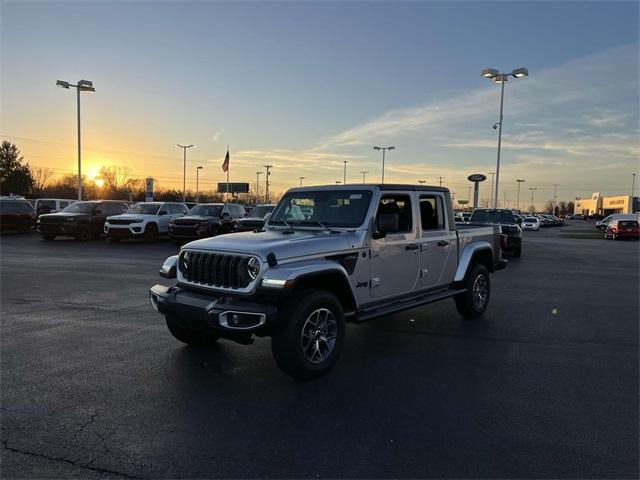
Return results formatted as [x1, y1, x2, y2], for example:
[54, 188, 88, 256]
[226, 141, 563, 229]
[168, 225, 209, 240]
[104, 224, 144, 238]
[37, 223, 78, 236]
[149, 284, 278, 333]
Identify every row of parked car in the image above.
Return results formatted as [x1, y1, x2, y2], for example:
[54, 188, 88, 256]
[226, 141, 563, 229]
[0, 197, 276, 242]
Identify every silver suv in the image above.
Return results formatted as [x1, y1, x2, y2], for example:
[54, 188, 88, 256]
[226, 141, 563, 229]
[150, 185, 506, 379]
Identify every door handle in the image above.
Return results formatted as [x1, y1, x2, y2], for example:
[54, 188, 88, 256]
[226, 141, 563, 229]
[405, 243, 420, 250]
[437, 240, 449, 247]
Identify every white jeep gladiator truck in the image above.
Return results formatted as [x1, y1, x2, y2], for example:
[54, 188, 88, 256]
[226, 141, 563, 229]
[150, 185, 506, 379]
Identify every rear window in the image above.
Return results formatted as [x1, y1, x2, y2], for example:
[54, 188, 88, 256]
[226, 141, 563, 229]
[619, 221, 638, 227]
[470, 209, 516, 224]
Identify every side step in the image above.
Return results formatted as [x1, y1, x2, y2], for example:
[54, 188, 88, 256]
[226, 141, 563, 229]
[354, 288, 466, 322]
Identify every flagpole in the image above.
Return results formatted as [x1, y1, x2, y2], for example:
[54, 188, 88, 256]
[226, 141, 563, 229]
[226, 144, 230, 201]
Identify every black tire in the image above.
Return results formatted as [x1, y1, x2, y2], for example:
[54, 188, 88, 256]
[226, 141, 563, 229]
[75, 224, 91, 241]
[42, 235, 55, 241]
[454, 263, 491, 319]
[165, 315, 219, 346]
[271, 289, 345, 380]
[513, 246, 522, 258]
[144, 223, 158, 243]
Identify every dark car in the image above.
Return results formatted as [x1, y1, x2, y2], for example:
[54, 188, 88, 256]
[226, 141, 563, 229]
[37, 200, 129, 240]
[0, 198, 37, 233]
[469, 208, 522, 257]
[168, 203, 245, 242]
[234, 203, 276, 232]
[605, 220, 639, 240]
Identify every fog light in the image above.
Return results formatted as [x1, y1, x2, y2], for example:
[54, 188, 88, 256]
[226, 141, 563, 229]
[219, 311, 266, 329]
[149, 293, 159, 311]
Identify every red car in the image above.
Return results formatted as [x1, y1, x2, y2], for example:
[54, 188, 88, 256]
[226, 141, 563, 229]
[604, 219, 639, 240]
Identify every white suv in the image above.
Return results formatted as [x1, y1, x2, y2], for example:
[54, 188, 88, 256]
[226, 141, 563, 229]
[105, 202, 188, 242]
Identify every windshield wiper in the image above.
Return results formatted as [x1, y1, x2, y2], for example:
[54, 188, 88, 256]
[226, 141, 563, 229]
[269, 218, 293, 230]
[289, 220, 330, 230]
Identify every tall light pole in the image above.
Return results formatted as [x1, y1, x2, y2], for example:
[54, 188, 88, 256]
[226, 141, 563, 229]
[488, 172, 495, 206]
[481, 67, 529, 208]
[195, 166, 203, 202]
[299, 176, 306, 187]
[176, 144, 194, 202]
[360, 170, 369, 183]
[437, 176, 444, 187]
[516, 179, 525, 212]
[632, 173, 636, 198]
[553, 184, 560, 213]
[255, 171, 262, 203]
[373, 146, 395, 184]
[56, 79, 95, 200]
[529, 187, 537, 213]
[343, 161, 347, 184]
[264, 165, 272, 203]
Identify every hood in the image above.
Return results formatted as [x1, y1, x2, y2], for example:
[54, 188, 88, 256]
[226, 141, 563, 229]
[183, 228, 363, 261]
[173, 215, 217, 223]
[39, 212, 90, 221]
[108, 213, 157, 221]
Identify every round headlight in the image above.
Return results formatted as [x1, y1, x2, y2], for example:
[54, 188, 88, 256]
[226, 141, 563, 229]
[180, 251, 189, 272]
[247, 257, 260, 280]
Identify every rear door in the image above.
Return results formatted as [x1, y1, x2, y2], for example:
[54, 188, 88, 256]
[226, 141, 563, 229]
[418, 193, 458, 289]
[369, 192, 420, 298]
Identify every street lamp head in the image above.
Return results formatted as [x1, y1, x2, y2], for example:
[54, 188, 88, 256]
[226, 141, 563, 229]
[512, 67, 529, 78]
[517, 179, 525, 183]
[373, 146, 381, 151]
[197, 166, 203, 170]
[492, 74, 507, 84]
[79, 86, 95, 92]
[481, 68, 499, 78]
[56, 80, 70, 89]
[77, 80, 93, 88]
[388, 146, 395, 150]
[492, 123, 499, 130]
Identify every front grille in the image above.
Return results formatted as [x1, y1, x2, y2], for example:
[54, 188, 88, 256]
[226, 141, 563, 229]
[109, 219, 134, 225]
[181, 251, 250, 289]
[39, 216, 63, 224]
[173, 220, 201, 227]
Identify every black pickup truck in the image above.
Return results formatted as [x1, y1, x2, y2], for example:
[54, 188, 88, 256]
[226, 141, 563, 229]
[469, 208, 522, 258]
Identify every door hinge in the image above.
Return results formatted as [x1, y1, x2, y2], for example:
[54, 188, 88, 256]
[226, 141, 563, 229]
[420, 268, 428, 278]
[370, 278, 380, 288]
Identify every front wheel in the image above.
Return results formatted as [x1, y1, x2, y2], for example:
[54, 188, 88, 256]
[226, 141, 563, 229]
[144, 223, 158, 243]
[75, 224, 91, 241]
[454, 263, 490, 319]
[165, 316, 219, 346]
[271, 289, 345, 380]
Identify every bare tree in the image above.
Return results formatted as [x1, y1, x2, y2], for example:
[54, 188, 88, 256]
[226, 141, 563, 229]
[31, 166, 54, 193]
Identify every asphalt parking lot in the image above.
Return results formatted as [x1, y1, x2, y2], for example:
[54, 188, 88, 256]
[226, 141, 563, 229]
[1, 222, 638, 479]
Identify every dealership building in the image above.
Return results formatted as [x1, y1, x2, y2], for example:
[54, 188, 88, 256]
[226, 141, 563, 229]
[574, 192, 639, 216]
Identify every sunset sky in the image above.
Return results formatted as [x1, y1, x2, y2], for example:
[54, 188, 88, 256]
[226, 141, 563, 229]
[2, 1, 638, 207]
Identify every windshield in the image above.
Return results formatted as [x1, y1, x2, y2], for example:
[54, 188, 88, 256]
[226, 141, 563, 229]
[471, 209, 516, 224]
[250, 205, 275, 218]
[62, 202, 97, 213]
[189, 204, 223, 216]
[269, 190, 372, 228]
[127, 203, 160, 215]
[524, 217, 537, 222]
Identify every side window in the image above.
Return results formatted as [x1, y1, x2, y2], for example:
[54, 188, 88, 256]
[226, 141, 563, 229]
[222, 206, 230, 217]
[376, 195, 413, 233]
[420, 195, 445, 231]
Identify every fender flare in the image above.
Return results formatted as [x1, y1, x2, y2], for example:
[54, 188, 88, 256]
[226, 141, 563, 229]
[454, 241, 494, 282]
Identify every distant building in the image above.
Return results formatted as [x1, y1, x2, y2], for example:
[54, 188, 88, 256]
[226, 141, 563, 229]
[574, 192, 638, 216]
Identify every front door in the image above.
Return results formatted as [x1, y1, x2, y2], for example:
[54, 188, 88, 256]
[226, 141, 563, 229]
[418, 193, 457, 289]
[370, 193, 420, 298]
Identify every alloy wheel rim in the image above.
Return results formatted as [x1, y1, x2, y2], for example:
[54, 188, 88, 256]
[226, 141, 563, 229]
[300, 308, 337, 364]
[472, 274, 488, 309]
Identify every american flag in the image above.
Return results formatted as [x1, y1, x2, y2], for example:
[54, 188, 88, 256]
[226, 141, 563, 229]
[222, 148, 230, 172]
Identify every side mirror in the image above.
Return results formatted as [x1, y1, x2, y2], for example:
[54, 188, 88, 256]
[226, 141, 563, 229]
[374, 213, 398, 239]
[158, 210, 168, 216]
[372, 229, 387, 240]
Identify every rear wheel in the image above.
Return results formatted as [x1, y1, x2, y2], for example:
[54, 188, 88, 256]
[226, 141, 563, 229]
[144, 223, 158, 243]
[165, 316, 219, 346]
[454, 263, 490, 319]
[18, 219, 31, 233]
[75, 224, 91, 241]
[271, 289, 345, 380]
[513, 246, 522, 258]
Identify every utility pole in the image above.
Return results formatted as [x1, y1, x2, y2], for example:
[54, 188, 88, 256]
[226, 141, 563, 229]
[255, 171, 262, 203]
[553, 184, 559, 212]
[503, 191, 508, 209]
[264, 165, 272, 203]
[176, 144, 194, 202]
[438, 176, 444, 187]
[299, 176, 306, 187]
[196, 166, 203, 202]
[343, 161, 347, 184]
[632, 173, 636, 198]
[516, 179, 525, 212]
[360, 171, 369, 183]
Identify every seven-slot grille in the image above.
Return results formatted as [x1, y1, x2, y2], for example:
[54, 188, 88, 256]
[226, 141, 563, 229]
[181, 251, 250, 289]
[109, 219, 135, 225]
